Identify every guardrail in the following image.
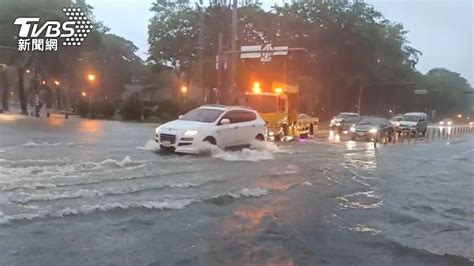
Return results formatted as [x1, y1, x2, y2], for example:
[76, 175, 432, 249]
[376, 126, 474, 146]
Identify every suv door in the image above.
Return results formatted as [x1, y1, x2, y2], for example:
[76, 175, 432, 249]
[216, 110, 240, 147]
[417, 116, 427, 133]
[234, 110, 258, 144]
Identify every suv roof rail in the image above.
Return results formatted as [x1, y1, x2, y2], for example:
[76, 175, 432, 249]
[231, 105, 253, 110]
[201, 104, 229, 108]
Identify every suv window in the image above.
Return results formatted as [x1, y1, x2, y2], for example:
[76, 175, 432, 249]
[220, 110, 241, 124]
[240, 110, 257, 122]
[221, 110, 256, 124]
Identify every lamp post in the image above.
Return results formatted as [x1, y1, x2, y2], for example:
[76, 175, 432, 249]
[53, 80, 61, 109]
[86, 74, 96, 118]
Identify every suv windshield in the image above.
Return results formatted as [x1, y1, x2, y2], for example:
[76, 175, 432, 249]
[180, 108, 223, 123]
[403, 115, 420, 122]
[336, 113, 358, 119]
[245, 95, 277, 113]
[358, 118, 383, 126]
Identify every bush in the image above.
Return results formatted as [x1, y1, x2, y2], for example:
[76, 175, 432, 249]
[150, 100, 198, 121]
[143, 107, 153, 120]
[120, 93, 144, 120]
[76, 99, 100, 118]
[100, 100, 116, 118]
[90, 101, 101, 119]
[77, 99, 89, 117]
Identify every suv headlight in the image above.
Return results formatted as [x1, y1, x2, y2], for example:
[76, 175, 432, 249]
[155, 126, 162, 134]
[369, 128, 378, 134]
[184, 130, 198, 137]
[350, 126, 356, 132]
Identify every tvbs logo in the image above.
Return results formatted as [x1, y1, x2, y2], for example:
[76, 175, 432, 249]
[14, 7, 93, 52]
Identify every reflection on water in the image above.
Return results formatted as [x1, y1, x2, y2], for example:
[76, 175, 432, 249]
[0, 114, 26, 122]
[345, 140, 357, 150]
[214, 195, 296, 265]
[78, 120, 103, 142]
[439, 126, 453, 135]
[328, 130, 341, 142]
[47, 116, 65, 127]
[233, 206, 284, 229]
[340, 135, 381, 211]
[79, 120, 102, 134]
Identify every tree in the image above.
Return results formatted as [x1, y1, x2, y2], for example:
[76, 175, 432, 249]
[419, 68, 472, 116]
[0, 0, 142, 113]
[148, 0, 199, 82]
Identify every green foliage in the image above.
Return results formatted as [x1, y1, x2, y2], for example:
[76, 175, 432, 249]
[147, 1, 434, 117]
[100, 100, 116, 118]
[0, 0, 142, 109]
[419, 68, 471, 116]
[77, 99, 115, 118]
[120, 93, 144, 120]
[148, 0, 199, 77]
[77, 99, 89, 117]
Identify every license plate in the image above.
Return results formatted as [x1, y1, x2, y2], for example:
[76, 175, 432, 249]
[161, 140, 171, 147]
[357, 132, 364, 136]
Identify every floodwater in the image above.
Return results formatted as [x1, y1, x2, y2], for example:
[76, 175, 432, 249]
[0, 113, 473, 265]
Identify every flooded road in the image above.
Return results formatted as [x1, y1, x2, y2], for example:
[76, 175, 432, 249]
[0, 114, 473, 265]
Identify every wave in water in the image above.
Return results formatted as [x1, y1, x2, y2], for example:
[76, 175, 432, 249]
[21, 141, 63, 147]
[0, 187, 270, 225]
[0, 199, 196, 225]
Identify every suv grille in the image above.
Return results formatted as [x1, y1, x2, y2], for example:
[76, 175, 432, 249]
[160, 133, 176, 144]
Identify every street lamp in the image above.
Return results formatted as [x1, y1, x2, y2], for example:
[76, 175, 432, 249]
[457, 114, 462, 118]
[53, 80, 61, 109]
[180, 85, 188, 103]
[87, 74, 96, 82]
[86, 74, 96, 118]
[81, 91, 87, 97]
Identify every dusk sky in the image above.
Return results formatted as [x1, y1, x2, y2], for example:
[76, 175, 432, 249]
[89, 0, 473, 85]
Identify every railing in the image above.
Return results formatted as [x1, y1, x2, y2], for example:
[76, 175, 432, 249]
[376, 126, 474, 146]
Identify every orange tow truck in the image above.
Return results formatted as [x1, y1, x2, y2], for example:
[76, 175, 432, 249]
[240, 82, 319, 141]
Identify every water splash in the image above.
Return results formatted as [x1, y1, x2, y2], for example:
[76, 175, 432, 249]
[136, 140, 160, 151]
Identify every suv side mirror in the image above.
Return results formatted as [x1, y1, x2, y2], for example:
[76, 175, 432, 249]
[220, 118, 230, 125]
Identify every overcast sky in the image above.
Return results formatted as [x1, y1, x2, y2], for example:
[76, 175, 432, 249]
[88, 0, 473, 85]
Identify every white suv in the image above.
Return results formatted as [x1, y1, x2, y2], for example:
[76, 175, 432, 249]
[155, 105, 266, 154]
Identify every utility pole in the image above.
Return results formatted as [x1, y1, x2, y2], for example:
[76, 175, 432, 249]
[216, 33, 223, 104]
[357, 83, 363, 114]
[229, 0, 238, 104]
[197, 0, 205, 103]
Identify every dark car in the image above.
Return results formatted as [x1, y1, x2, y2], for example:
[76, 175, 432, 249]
[330, 112, 361, 132]
[350, 117, 394, 141]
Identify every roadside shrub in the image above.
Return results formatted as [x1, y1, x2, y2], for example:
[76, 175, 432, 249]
[90, 101, 101, 119]
[100, 100, 116, 118]
[120, 93, 144, 120]
[77, 99, 89, 117]
[143, 107, 153, 120]
[150, 100, 179, 121]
